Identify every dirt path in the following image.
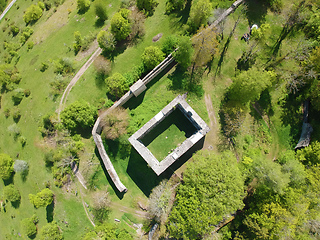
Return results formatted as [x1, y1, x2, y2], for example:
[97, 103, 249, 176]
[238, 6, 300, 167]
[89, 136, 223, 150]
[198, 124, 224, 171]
[109, 201, 148, 219]
[79, 188, 96, 227]
[57, 47, 102, 120]
[71, 162, 87, 190]
[204, 94, 219, 150]
[0, 0, 16, 22]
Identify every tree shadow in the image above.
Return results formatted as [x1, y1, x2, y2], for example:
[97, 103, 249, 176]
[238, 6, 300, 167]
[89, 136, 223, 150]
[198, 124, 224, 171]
[3, 174, 14, 186]
[102, 40, 128, 61]
[244, 0, 268, 26]
[95, 73, 106, 88]
[46, 200, 54, 223]
[95, 19, 105, 28]
[11, 199, 21, 209]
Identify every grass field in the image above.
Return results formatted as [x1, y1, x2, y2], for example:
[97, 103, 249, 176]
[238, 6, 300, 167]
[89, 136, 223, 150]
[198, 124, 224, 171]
[141, 108, 197, 161]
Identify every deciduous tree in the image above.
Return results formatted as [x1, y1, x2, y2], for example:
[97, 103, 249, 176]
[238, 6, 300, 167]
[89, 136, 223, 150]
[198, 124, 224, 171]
[77, 0, 90, 13]
[101, 107, 129, 140]
[39, 221, 63, 240]
[0, 153, 14, 180]
[110, 9, 131, 41]
[187, 0, 212, 32]
[3, 184, 21, 202]
[97, 30, 116, 53]
[23, 4, 43, 24]
[141, 46, 165, 71]
[173, 36, 193, 69]
[29, 188, 54, 208]
[136, 0, 158, 16]
[105, 73, 129, 98]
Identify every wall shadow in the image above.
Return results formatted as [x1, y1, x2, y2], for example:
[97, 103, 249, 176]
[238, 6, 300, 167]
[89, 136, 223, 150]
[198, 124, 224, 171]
[94, 147, 125, 199]
[140, 108, 197, 146]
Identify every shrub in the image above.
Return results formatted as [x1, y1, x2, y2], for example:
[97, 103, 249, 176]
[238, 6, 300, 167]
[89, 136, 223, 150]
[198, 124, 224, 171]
[97, 30, 116, 53]
[23, 4, 43, 24]
[166, 0, 186, 13]
[10, 25, 19, 36]
[40, 62, 49, 72]
[54, 58, 74, 75]
[105, 73, 129, 98]
[61, 100, 97, 131]
[19, 136, 27, 147]
[14, 160, 29, 176]
[102, 107, 129, 140]
[4, 108, 10, 118]
[77, 0, 90, 13]
[93, 56, 111, 76]
[73, 31, 82, 53]
[12, 88, 24, 105]
[7, 123, 21, 139]
[12, 107, 21, 122]
[161, 35, 179, 55]
[3, 184, 21, 202]
[29, 188, 54, 208]
[141, 46, 165, 71]
[21, 217, 37, 237]
[0, 154, 14, 180]
[24, 89, 31, 97]
[137, 0, 158, 16]
[27, 41, 34, 50]
[39, 221, 63, 240]
[110, 9, 131, 40]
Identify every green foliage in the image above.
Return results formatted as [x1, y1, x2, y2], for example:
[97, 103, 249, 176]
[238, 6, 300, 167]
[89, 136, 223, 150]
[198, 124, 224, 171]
[12, 88, 25, 105]
[173, 36, 193, 68]
[61, 100, 97, 131]
[21, 217, 37, 237]
[20, 27, 34, 45]
[73, 31, 83, 53]
[187, 0, 212, 32]
[82, 223, 132, 240]
[40, 62, 49, 72]
[136, 0, 158, 16]
[7, 123, 21, 140]
[39, 221, 63, 240]
[0, 64, 20, 90]
[168, 151, 245, 239]
[27, 41, 34, 50]
[95, 0, 108, 21]
[10, 25, 19, 36]
[23, 4, 43, 24]
[110, 9, 131, 41]
[228, 68, 276, 104]
[297, 141, 320, 166]
[14, 160, 29, 177]
[97, 30, 116, 53]
[105, 73, 129, 98]
[165, 0, 186, 13]
[54, 58, 74, 75]
[3, 184, 21, 202]
[77, 0, 90, 13]
[161, 35, 179, 56]
[29, 188, 54, 208]
[12, 107, 21, 122]
[0, 153, 14, 180]
[141, 46, 165, 71]
[250, 24, 271, 41]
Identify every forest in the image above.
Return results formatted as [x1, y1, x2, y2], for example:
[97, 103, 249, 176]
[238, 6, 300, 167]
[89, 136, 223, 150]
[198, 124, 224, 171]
[0, 0, 320, 239]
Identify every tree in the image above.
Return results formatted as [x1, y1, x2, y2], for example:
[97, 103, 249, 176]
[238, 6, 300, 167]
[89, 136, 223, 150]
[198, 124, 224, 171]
[21, 216, 38, 238]
[228, 68, 276, 104]
[14, 160, 29, 179]
[23, 4, 43, 24]
[166, 0, 186, 13]
[93, 56, 111, 76]
[73, 31, 82, 53]
[141, 46, 165, 71]
[101, 107, 129, 140]
[3, 184, 21, 202]
[77, 0, 90, 13]
[29, 188, 54, 208]
[110, 9, 131, 41]
[61, 100, 97, 131]
[128, 9, 145, 40]
[39, 221, 63, 240]
[161, 35, 179, 55]
[173, 36, 193, 69]
[296, 141, 320, 165]
[187, 0, 212, 32]
[192, 26, 219, 68]
[97, 30, 116, 53]
[92, 191, 110, 223]
[12, 88, 24, 105]
[148, 180, 171, 222]
[95, 0, 108, 21]
[82, 223, 132, 240]
[0, 153, 14, 180]
[136, 0, 158, 16]
[105, 73, 129, 98]
[168, 151, 245, 239]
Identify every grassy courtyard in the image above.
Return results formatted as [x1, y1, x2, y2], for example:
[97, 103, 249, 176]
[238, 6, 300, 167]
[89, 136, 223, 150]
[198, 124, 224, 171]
[141, 108, 197, 161]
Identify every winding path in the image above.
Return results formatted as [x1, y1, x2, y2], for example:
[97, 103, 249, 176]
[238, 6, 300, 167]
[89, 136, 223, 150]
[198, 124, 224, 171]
[57, 47, 102, 120]
[0, 0, 16, 22]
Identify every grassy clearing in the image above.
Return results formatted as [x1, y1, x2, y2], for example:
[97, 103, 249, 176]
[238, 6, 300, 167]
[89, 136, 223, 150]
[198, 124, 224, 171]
[141, 108, 197, 161]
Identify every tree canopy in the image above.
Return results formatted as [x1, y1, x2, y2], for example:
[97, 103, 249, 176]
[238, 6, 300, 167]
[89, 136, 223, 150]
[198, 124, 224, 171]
[3, 184, 21, 202]
[173, 36, 193, 69]
[187, 0, 212, 32]
[110, 9, 131, 41]
[97, 30, 116, 53]
[39, 221, 63, 240]
[23, 4, 43, 24]
[136, 0, 158, 16]
[82, 223, 132, 240]
[61, 100, 97, 131]
[168, 151, 245, 239]
[29, 188, 54, 208]
[0, 153, 14, 180]
[141, 46, 165, 71]
[105, 73, 129, 98]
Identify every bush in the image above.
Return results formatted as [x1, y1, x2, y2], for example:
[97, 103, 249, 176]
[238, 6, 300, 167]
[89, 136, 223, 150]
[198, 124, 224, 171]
[4, 108, 10, 118]
[27, 41, 34, 50]
[40, 62, 49, 72]
[0, 153, 14, 180]
[97, 30, 116, 53]
[19, 136, 27, 147]
[12, 88, 24, 105]
[93, 56, 111, 76]
[77, 0, 90, 13]
[21, 217, 37, 237]
[54, 58, 74, 75]
[105, 73, 129, 98]
[166, 0, 186, 13]
[14, 160, 29, 176]
[7, 123, 21, 139]
[110, 9, 131, 40]
[39, 221, 63, 240]
[137, 0, 158, 16]
[161, 35, 179, 55]
[12, 107, 21, 122]
[128, 9, 145, 40]
[10, 25, 19, 36]
[24, 89, 31, 97]
[23, 4, 43, 24]
[3, 184, 20, 202]
[73, 31, 82, 53]
[61, 100, 97, 131]
[141, 46, 165, 71]
[29, 188, 54, 208]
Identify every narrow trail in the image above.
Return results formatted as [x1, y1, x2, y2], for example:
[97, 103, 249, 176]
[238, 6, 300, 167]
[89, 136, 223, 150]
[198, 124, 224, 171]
[57, 47, 102, 120]
[0, 0, 17, 22]
[204, 94, 219, 150]
[71, 162, 87, 190]
[79, 188, 96, 227]
[109, 201, 148, 219]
